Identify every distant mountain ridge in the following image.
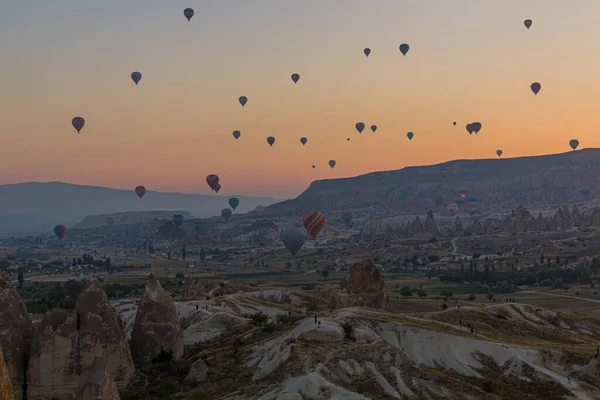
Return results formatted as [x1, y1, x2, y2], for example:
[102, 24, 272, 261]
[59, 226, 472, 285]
[269, 149, 600, 217]
[0, 182, 280, 233]
[73, 211, 196, 229]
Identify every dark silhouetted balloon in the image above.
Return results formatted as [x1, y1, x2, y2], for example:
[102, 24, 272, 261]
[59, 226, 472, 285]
[280, 227, 305, 256]
[347, 138, 350, 141]
[206, 174, 219, 191]
[355, 122, 365, 134]
[570, 139, 579, 150]
[329, 160, 336, 169]
[172, 214, 184, 226]
[214, 183, 221, 193]
[229, 197, 239, 210]
[239, 96, 248, 107]
[291, 73, 300, 84]
[471, 122, 482, 134]
[267, 136, 275, 147]
[341, 211, 352, 228]
[399, 43, 409, 56]
[524, 19, 532, 30]
[531, 82, 541, 95]
[453, 121, 457, 126]
[407, 132, 414, 140]
[466, 124, 474, 135]
[131, 71, 142, 85]
[106, 216, 115, 227]
[371, 125, 377, 133]
[233, 130, 241, 139]
[364, 48, 371, 57]
[302, 212, 325, 239]
[285, 208, 295, 218]
[496, 149, 503, 157]
[72, 117, 85, 133]
[221, 208, 232, 221]
[184, 8, 194, 21]
[54, 225, 66, 239]
[581, 186, 591, 196]
[300, 137, 307, 146]
[135, 186, 146, 199]
[312, 165, 316, 169]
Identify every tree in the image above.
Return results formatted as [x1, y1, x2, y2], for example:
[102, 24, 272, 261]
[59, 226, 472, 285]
[400, 286, 413, 297]
[417, 289, 428, 298]
[167, 251, 171, 261]
[200, 248, 206, 263]
[18, 272, 24, 287]
[321, 269, 329, 278]
[182, 245, 187, 261]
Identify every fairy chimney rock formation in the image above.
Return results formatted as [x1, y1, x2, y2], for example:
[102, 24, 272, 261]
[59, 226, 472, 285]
[0, 272, 33, 400]
[330, 259, 390, 310]
[424, 210, 439, 238]
[130, 274, 184, 365]
[73, 357, 120, 400]
[0, 346, 14, 400]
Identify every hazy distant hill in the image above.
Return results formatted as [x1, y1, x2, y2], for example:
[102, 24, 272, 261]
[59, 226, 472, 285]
[73, 211, 196, 229]
[270, 149, 600, 216]
[0, 182, 279, 233]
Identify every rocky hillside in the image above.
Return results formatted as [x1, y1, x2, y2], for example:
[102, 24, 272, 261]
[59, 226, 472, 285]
[269, 149, 600, 216]
[73, 210, 196, 229]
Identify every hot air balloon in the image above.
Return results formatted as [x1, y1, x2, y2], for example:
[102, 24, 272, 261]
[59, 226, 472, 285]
[135, 186, 146, 199]
[291, 73, 300, 84]
[300, 137, 307, 146]
[184, 8, 194, 21]
[496, 149, 503, 157]
[229, 197, 239, 210]
[280, 228, 305, 256]
[347, 138, 350, 141]
[221, 208, 232, 221]
[458, 186, 469, 199]
[466, 124, 474, 135]
[447, 203, 458, 215]
[172, 214, 184, 226]
[302, 212, 325, 239]
[53, 225, 66, 239]
[267, 136, 276, 147]
[371, 125, 377, 133]
[570, 139, 579, 150]
[214, 184, 221, 193]
[329, 160, 336, 169]
[312, 165, 316, 169]
[206, 174, 219, 191]
[255, 205, 266, 213]
[407, 132, 414, 140]
[233, 130, 241, 139]
[355, 122, 365, 134]
[106, 216, 115, 227]
[364, 48, 371, 57]
[285, 208, 295, 218]
[239, 96, 248, 107]
[72, 117, 85, 133]
[131, 71, 142, 85]
[453, 122, 457, 126]
[472, 122, 482, 134]
[399, 43, 410, 56]
[524, 19, 532, 30]
[580, 186, 592, 197]
[341, 211, 353, 228]
[531, 82, 541, 95]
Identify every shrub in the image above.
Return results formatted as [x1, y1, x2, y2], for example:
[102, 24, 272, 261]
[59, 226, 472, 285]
[245, 312, 269, 326]
[417, 289, 427, 298]
[440, 302, 448, 310]
[400, 286, 413, 297]
[467, 294, 476, 301]
[261, 322, 276, 333]
[440, 290, 453, 298]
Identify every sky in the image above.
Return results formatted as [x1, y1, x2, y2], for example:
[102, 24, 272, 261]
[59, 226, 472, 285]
[1, 0, 600, 199]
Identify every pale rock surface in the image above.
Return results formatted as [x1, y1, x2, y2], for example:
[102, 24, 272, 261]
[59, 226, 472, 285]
[186, 358, 208, 382]
[183, 312, 251, 345]
[330, 260, 390, 310]
[0, 346, 14, 400]
[72, 357, 120, 400]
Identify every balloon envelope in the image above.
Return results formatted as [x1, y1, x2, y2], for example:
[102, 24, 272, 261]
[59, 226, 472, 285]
[371, 125, 377, 133]
[239, 96, 248, 107]
[399, 43, 409, 56]
[233, 130, 241, 139]
[53, 225, 66, 239]
[364, 48, 371, 57]
[135, 186, 146, 199]
[291, 73, 300, 84]
[453, 121, 457, 126]
[72, 117, 85, 133]
[355, 122, 365, 134]
[229, 197, 240, 210]
[312, 165, 316, 169]
[581, 186, 591, 196]
[496, 149, 503, 157]
[570, 139, 579, 150]
[280, 228, 305, 256]
[407, 132, 414, 140]
[106, 216, 115, 227]
[184, 8, 194, 21]
[531, 82, 541, 95]
[300, 137, 307, 145]
[206, 174, 219, 190]
[214, 184, 221, 193]
[466, 124, 474, 135]
[302, 212, 325, 239]
[267, 136, 275, 146]
[131, 71, 142, 85]
[447, 203, 458, 214]
[471, 122, 482, 134]
[329, 160, 336, 168]
[172, 214, 184, 226]
[341, 211, 352, 227]
[524, 19, 532, 29]
[221, 208, 232, 221]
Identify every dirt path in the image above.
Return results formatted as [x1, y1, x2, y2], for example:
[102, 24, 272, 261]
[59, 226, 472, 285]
[521, 290, 600, 304]
[451, 238, 458, 254]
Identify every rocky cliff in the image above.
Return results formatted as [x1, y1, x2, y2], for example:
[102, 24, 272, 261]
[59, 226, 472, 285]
[330, 260, 390, 310]
[0, 346, 14, 400]
[0, 272, 33, 400]
[73, 357, 120, 400]
[130, 274, 184, 365]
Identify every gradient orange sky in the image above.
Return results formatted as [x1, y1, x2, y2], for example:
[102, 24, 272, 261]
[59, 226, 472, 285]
[1, 0, 600, 199]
